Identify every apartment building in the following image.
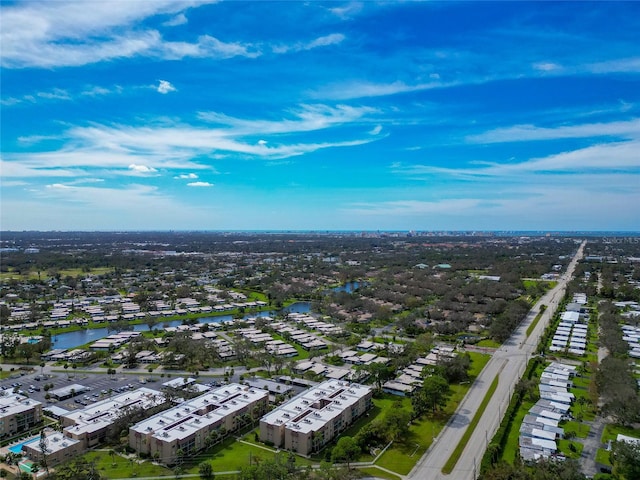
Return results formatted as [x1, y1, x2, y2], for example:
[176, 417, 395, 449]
[61, 387, 164, 449]
[22, 431, 83, 467]
[0, 390, 42, 438]
[129, 383, 268, 465]
[260, 379, 372, 456]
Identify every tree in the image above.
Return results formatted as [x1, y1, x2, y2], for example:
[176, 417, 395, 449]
[198, 462, 214, 480]
[412, 375, 451, 417]
[612, 440, 640, 480]
[363, 362, 395, 391]
[145, 315, 157, 333]
[384, 407, 411, 441]
[440, 353, 471, 383]
[331, 436, 360, 470]
[39, 429, 50, 477]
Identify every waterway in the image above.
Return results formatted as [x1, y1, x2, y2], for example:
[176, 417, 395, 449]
[50, 301, 311, 350]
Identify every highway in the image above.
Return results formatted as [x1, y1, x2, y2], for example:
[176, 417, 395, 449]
[408, 241, 586, 480]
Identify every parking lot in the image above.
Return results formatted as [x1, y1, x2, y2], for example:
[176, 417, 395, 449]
[0, 370, 165, 412]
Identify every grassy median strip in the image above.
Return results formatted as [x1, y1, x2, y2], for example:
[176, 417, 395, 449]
[442, 375, 499, 475]
[525, 307, 545, 338]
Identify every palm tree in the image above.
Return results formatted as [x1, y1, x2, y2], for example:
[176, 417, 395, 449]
[39, 429, 50, 477]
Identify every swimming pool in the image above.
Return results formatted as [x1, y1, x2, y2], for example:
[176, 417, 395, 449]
[8, 437, 38, 454]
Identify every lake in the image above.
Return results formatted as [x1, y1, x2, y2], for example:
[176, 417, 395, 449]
[50, 301, 311, 350]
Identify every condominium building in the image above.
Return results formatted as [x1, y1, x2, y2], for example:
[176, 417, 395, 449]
[61, 387, 164, 449]
[22, 430, 83, 466]
[0, 390, 42, 438]
[260, 379, 372, 456]
[129, 383, 268, 465]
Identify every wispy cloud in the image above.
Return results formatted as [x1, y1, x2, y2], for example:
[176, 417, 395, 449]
[467, 118, 640, 144]
[175, 173, 198, 179]
[163, 13, 188, 27]
[0, 1, 258, 68]
[2, 84, 126, 106]
[2, 104, 380, 179]
[314, 80, 452, 100]
[369, 125, 383, 135]
[198, 104, 377, 135]
[533, 62, 562, 72]
[273, 33, 346, 54]
[328, 2, 364, 19]
[395, 139, 640, 180]
[344, 198, 480, 216]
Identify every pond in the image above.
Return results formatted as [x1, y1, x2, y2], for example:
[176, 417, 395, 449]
[331, 281, 367, 293]
[50, 301, 311, 350]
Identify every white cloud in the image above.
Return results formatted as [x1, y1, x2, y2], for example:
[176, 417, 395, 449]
[2, 105, 380, 180]
[199, 103, 377, 135]
[157, 80, 177, 94]
[272, 33, 345, 54]
[344, 198, 480, 216]
[315, 79, 452, 100]
[36, 88, 70, 100]
[533, 62, 561, 72]
[2, 84, 125, 106]
[306, 33, 345, 49]
[1, 97, 23, 106]
[584, 56, 640, 74]
[1, 180, 29, 187]
[187, 181, 213, 187]
[81, 85, 114, 96]
[163, 13, 188, 27]
[128, 164, 158, 175]
[369, 125, 382, 135]
[0, 1, 258, 68]
[175, 173, 198, 179]
[395, 139, 640, 181]
[328, 2, 363, 19]
[467, 118, 640, 144]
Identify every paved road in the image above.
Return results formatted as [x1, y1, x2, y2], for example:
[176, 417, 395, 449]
[581, 415, 606, 478]
[409, 241, 586, 480]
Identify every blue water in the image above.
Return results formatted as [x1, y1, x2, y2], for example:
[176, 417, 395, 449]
[51, 302, 311, 350]
[8, 437, 39, 454]
[331, 281, 367, 293]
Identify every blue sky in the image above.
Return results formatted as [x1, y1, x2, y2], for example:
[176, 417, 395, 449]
[1, 1, 639, 231]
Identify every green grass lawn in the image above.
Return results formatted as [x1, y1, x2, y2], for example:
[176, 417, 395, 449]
[558, 439, 583, 459]
[85, 450, 172, 479]
[468, 352, 491, 378]
[601, 424, 640, 443]
[476, 339, 501, 349]
[442, 374, 499, 474]
[376, 354, 491, 476]
[375, 413, 442, 474]
[502, 397, 536, 463]
[0, 267, 115, 281]
[183, 435, 313, 474]
[358, 466, 403, 480]
[596, 448, 612, 466]
[562, 420, 590, 438]
[526, 310, 544, 338]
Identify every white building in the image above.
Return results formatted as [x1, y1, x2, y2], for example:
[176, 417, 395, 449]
[260, 379, 372, 456]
